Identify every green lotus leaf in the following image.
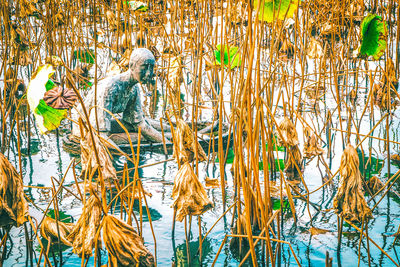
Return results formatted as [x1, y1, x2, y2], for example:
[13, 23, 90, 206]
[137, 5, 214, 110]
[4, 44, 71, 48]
[73, 49, 95, 64]
[127, 1, 148, 11]
[214, 44, 241, 69]
[255, 0, 299, 23]
[359, 14, 388, 60]
[34, 100, 68, 133]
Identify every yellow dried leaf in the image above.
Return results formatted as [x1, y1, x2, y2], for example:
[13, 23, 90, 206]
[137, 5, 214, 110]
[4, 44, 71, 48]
[67, 195, 102, 257]
[172, 162, 213, 221]
[0, 153, 29, 227]
[103, 215, 155, 266]
[173, 119, 207, 164]
[333, 144, 372, 222]
[40, 216, 74, 246]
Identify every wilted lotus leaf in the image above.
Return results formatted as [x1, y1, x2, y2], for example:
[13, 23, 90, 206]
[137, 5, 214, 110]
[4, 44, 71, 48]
[279, 33, 295, 60]
[309, 227, 331, 236]
[303, 127, 323, 158]
[172, 162, 213, 221]
[103, 215, 155, 267]
[67, 195, 102, 258]
[366, 176, 384, 195]
[173, 119, 207, 164]
[106, 10, 118, 31]
[0, 153, 29, 227]
[80, 129, 117, 181]
[205, 177, 220, 188]
[371, 82, 398, 111]
[333, 144, 372, 222]
[284, 145, 303, 181]
[391, 154, 400, 166]
[382, 58, 398, 89]
[277, 116, 299, 147]
[45, 56, 63, 67]
[40, 216, 74, 246]
[43, 86, 78, 109]
[19, 0, 38, 18]
[306, 38, 323, 59]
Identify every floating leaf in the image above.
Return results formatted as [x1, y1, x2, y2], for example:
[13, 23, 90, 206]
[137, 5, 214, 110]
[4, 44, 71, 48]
[255, 0, 299, 23]
[359, 14, 387, 60]
[214, 44, 241, 69]
[73, 49, 95, 64]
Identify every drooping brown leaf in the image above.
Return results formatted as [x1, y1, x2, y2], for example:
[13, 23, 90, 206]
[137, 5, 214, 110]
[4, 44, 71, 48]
[366, 176, 384, 195]
[309, 227, 331, 236]
[333, 144, 372, 223]
[103, 215, 155, 267]
[306, 38, 324, 59]
[67, 195, 102, 258]
[205, 177, 220, 188]
[19, 0, 38, 18]
[80, 128, 117, 181]
[172, 162, 213, 221]
[0, 153, 29, 227]
[277, 116, 299, 147]
[173, 119, 207, 165]
[303, 127, 324, 158]
[40, 216, 74, 246]
[43, 86, 78, 109]
[284, 145, 303, 181]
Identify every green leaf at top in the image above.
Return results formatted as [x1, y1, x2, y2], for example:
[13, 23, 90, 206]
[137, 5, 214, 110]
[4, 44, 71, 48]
[34, 99, 67, 132]
[45, 79, 55, 91]
[127, 1, 148, 11]
[359, 14, 388, 60]
[214, 44, 241, 69]
[255, 0, 299, 23]
[73, 49, 95, 64]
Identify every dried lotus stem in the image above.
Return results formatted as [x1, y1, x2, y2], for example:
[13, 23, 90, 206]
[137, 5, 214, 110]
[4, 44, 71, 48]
[303, 127, 324, 158]
[173, 119, 207, 165]
[172, 162, 213, 222]
[277, 117, 299, 147]
[40, 216, 74, 246]
[67, 195, 102, 258]
[103, 215, 155, 267]
[0, 153, 29, 227]
[333, 144, 372, 223]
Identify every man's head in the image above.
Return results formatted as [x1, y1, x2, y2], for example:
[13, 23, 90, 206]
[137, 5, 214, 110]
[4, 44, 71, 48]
[129, 48, 155, 84]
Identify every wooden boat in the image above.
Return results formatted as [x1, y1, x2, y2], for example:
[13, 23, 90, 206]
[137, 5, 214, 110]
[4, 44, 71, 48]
[62, 121, 232, 155]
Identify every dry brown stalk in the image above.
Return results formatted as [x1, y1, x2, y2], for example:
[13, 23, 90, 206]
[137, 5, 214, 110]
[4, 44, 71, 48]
[0, 153, 28, 228]
[103, 215, 155, 266]
[171, 162, 213, 222]
[333, 144, 371, 222]
[67, 195, 102, 258]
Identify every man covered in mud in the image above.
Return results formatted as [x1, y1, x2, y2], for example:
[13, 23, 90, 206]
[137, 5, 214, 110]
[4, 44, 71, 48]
[71, 48, 166, 145]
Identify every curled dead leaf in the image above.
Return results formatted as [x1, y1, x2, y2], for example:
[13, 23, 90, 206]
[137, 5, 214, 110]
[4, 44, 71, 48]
[0, 153, 29, 228]
[309, 227, 331, 236]
[277, 117, 299, 147]
[80, 127, 117, 181]
[303, 127, 324, 158]
[366, 176, 384, 195]
[67, 195, 102, 258]
[333, 144, 371, 222]
[285, 145, 303, 181]
[103, 215, 155, 266]
[205, 177, 219, 188]
[40, 216, 74, 246]
[172, 162, 213, 221]
[173, 119, 207, 164]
